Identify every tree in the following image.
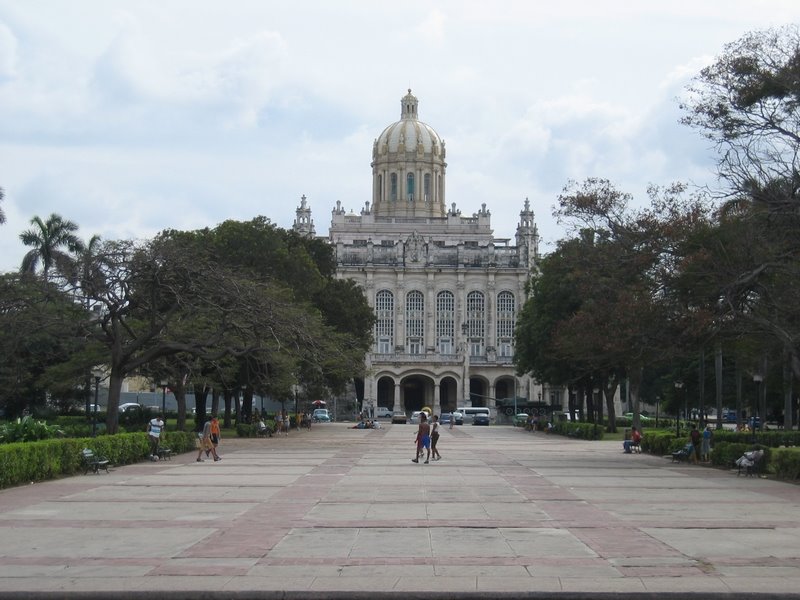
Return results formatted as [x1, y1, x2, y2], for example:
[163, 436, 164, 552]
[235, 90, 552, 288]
[19, 213, 84, 282]
[0, 187, 6, 225]
[681, 25, 800, 417]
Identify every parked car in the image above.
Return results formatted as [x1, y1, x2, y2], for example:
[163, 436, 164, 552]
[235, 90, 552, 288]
[623, 412, 653, 424]
[375, 406, 393, 419]
[440, 412, 463, 425]
[512, 413, 530, 427]
[391, 411, 408, 424]
[118, 403, 143, 413]
[312, 408, 331, 422]
[472, 413, 490, 426]
[410, 411, 424, 424]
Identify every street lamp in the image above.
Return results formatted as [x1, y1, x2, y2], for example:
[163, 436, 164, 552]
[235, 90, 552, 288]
[752, 373, 763, 443]
[461, 322, 470, 406]
[674, 381, 684, 438]
[91, 368, 103, 437]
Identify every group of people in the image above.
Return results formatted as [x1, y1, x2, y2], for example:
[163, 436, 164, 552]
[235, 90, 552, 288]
[689, 423, 713, 463]
[412, 413, 442, 464]
[146, 413, 222, 463]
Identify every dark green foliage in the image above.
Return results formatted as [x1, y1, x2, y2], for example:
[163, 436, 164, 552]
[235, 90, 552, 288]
[551, 421, 604, 440]
[0, 431, 196, 489]
[0, 416, 64, 443]
[771, 448, 800, 480]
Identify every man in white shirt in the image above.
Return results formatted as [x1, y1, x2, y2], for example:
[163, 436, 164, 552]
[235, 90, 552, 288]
[147, 414, 164, 460]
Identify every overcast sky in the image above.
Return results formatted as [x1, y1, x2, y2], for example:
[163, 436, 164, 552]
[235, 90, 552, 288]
[1, 2, 799, 273]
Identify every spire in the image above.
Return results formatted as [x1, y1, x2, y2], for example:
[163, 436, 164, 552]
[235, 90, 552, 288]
[401, 89, 418, 120]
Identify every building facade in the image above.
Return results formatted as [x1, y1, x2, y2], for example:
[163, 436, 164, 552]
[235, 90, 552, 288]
[294, 90, 548, 418]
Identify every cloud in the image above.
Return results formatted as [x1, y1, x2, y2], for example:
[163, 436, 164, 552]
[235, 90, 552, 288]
[0, 21, 17, 80]
[416, 9, 447, 46]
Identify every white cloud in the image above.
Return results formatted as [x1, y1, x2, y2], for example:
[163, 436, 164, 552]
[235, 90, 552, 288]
[0, 21, 17, 79]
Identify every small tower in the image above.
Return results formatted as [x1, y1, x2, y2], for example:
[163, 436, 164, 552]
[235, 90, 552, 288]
[515, 197, 539, 267]
[292, 194, 316, 237]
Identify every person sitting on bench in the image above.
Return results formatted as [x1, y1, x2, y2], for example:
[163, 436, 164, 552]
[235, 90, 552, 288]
[623, 427, 642, 453]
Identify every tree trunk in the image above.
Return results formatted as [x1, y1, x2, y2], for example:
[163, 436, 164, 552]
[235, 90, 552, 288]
[194, 384, 209, 429]
[715, 344, 723, 430]
[223, 389, 234, 428]
[784, 350, 794, 431]
[603, 377, 619, 433]
[174, 377, 187, 432]
[105, 367, 125, 435]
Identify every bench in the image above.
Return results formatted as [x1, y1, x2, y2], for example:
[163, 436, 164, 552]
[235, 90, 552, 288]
[81, 448, 110, 474]
[736, 449, 764, 477]
[671, 443, 693, 463]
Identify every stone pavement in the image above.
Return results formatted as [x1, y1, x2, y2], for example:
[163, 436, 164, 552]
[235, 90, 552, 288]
[1, 423, 800, 599]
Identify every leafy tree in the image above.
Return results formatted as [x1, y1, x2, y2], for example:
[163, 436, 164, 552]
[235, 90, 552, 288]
[0, 273, 89, 417]
[0, 187, 5, 225]
[19, 213, 84, 282]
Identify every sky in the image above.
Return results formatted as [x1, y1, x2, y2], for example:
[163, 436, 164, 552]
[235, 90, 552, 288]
[1, 1, 799, 273]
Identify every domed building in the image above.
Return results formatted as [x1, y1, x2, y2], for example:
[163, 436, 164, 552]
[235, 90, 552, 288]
[294, 90, 549, 419]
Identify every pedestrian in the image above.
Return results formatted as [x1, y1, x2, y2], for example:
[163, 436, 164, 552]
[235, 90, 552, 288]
[147, 413, 164, 461]
[689, 424, 701, 464]
[209, 415, 221, 456]
[449, 411, 455, 430]
[623, 426, 641, 453]
[283, 411, 290, 436]
[431, 414, 442, 461]
[701, 425, 713, 462]
[412, 412, 431, 464]
[197, 419, 221, 462]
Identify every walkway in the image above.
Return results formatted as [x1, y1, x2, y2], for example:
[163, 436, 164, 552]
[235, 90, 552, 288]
[0, 423, 799, 598]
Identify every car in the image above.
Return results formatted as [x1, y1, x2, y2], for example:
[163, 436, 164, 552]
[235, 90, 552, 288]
[312, 408, 331, 422]
[623, 412, 653, 424]
[472, 413, 490, 426]
[374, 407, 393, 419]
[440, 412, 463, 425]
[512, 413, 530, 427]
[410, 410, 424, 424]
[118, 403, 143, 413]
[391, 411, 407, 424]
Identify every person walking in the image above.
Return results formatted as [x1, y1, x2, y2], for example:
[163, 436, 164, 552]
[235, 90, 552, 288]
[431, 414, 442, 461]
[449, 411, 455, 430]
[689, 424, 702, 464]
[197, 419, 221, 462]
[147, 413, 164, 461]
[209, 416, 221, 457]
[412, 412, 431, 464]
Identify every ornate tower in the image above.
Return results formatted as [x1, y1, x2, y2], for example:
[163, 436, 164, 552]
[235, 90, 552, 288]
[370, 90, 448, 218]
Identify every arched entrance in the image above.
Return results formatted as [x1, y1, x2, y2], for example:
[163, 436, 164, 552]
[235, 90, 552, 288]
[439, 376, 458, 413]
[469, 377, 488, 407]
[376, 376, 396, 411]
[401, 375, 434, 413]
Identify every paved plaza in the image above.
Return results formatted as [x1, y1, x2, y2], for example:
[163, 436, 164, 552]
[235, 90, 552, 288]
[1, 423, 800, 599]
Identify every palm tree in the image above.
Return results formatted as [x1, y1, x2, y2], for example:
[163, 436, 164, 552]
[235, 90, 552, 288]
[19, 213, 84, 282]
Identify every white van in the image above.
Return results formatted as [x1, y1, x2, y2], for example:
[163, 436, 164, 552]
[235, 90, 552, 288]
[454, 407, 491, 424]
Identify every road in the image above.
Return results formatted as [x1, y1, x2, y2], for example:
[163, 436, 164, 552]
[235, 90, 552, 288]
[0, 422, 799, 598]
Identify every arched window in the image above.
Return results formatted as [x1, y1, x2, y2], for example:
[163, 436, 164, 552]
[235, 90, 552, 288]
[497, 291, 515, 357]
[390, 173, 398, 201]
[466, 291, 485, 356]
[405, 290, 424, 354]
[375, 290, 394, 354]
[436, 291, 454, 354]
[424, 173, 431, 202]
[407, 173, 415, 202]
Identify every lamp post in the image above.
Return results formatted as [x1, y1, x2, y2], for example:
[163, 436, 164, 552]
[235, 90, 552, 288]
[674, 381, 683, 438]
[461, 322, 470, 407]
[752, 374, 763, 443]
[92, 368, 102, 437]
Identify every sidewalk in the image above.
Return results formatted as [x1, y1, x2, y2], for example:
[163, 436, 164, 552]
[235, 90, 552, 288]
[1, 423, 799, 598]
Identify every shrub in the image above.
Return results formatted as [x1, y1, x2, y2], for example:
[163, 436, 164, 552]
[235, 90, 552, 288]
[551, 421, 604, 440]
[0, 416, 64, 443]
[0, 430, 197, 489]
[771, 448, 800, 480]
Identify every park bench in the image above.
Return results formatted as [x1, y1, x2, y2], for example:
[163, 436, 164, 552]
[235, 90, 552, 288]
[736, 449, 764, 477]
[671, 443, 693, 463]
[81, 448, 110, 474]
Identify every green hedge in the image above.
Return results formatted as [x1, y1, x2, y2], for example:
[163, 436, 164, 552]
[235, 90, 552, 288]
[0, 430, 196, 489]
[770, 447, 800, 480]
[551, 421, 605, 440]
